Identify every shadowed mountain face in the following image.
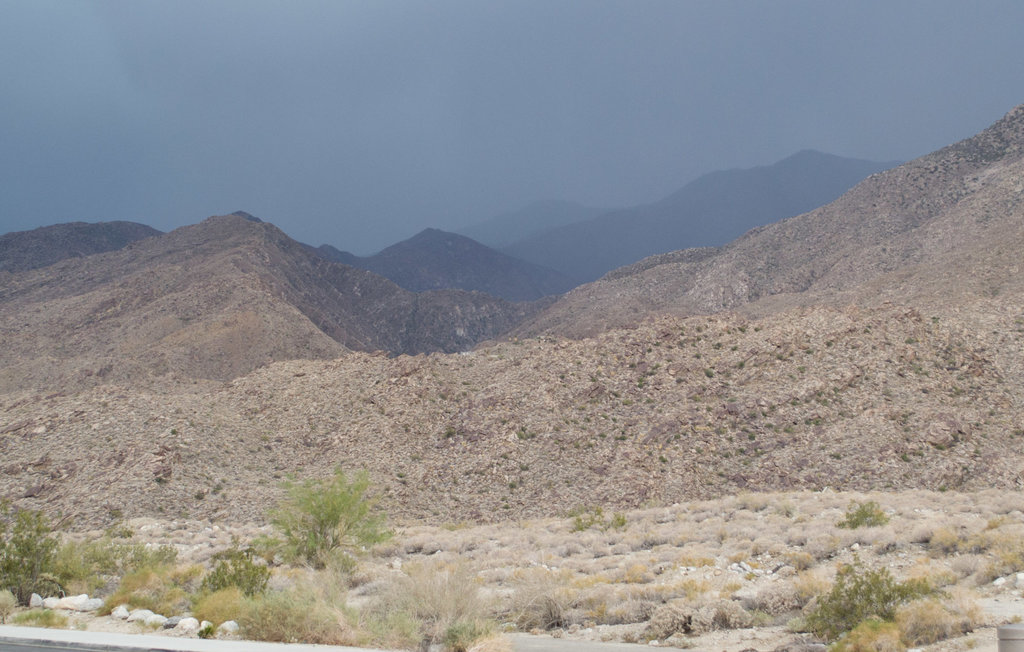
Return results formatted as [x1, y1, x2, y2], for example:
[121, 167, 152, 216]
[519, 105, 1024, 338]
[502, 151, 897, 283]
[0, 221, 162, 273]
[0, 215, 539, 392]
[313, 228, 576, 302]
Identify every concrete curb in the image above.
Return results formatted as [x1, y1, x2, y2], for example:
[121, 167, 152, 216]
[0, 624, 397, 651]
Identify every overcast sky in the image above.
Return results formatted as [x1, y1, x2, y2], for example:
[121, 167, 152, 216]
[2, 1, 1023, 254]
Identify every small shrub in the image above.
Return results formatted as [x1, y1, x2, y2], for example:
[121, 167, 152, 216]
[805, 559, 931, 641]
[895, 597, 975, 646]
[193, 586, 246, 626]
[104, 564, 202, 616]
[241, 586, 360, 645]
[831, 617, 905, 652]
[375, 560, 494, 649]
[837, 501, 890, 529]
[200, 545, 270, 597]
[11, 608, 68, 628]
[508, 568, 577, 630]
[270, 468, 391, 569]
[0, 589, 15, 624]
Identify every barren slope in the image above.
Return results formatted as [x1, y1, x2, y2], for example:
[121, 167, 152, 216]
[0, 214, 538, 393]
[2, 297, 1021, 526]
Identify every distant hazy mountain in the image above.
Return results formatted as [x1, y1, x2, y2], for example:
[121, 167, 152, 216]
[502, 151, 898, 283]
[313, 228, 576, 302]
[0, 220, 161, 273]
[456, 200, 606, 248]
[518, 105, 1024, 338]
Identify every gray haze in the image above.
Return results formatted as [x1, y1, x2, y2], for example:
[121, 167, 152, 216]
[2, 1, 1023, 254]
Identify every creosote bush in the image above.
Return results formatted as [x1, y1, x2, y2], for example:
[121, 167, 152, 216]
[0, 503, 61, 604]
[199, 545, 270, 597]
[270, 468, 391, 569]
[806, 558, 931, 641]
[837, 501, 890, 529]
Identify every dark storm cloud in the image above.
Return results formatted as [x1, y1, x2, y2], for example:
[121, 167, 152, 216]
[2, 1, 1024, 253]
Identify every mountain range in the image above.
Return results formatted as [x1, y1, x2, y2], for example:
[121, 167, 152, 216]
[497, 150, 897, 282]
[311, 228, 576, 302]
[1, 104, 1023, 526]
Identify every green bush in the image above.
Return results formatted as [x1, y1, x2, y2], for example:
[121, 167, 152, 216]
[54, 537, 177, 596]
[200, 545, 270, 596]
[837, 500, 890, 529]
[806, 559, 931, 641]
[0, 504, 61, 604]
[270, 468, 391, 569]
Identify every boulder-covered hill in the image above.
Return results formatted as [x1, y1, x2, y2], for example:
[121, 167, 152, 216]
[0, 214, 540, 394]
[502, 151, 896, 283]
[312, 228, 576, 301]
[0, 220, 161, 273]
[520, 104, 1024, 338]
[2, 300, 1021, 526]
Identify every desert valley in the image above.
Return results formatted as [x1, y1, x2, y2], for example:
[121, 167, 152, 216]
[1, 104, 1024, 651]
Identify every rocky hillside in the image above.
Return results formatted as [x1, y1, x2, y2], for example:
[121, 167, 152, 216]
[502, 151, 895, 283]
[521, 104, 1024, 337]
[0, 220, 161, 273]
[0, 214, 539, 393]
[1, 299, 1021, 527]
[313, 228, 575, 301]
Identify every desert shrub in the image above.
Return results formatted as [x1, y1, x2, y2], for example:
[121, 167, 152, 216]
[927, 527, 963, 554]
[375, 560, 494, 649]
[0, 589, 15, 623]
[830, 617, 904, 652]
[805, 559, 931, 641]
[103, 564, 202, 616]
[644, 603, 692, 640]
[270, 468, 391, 569]
[54, 537, 177, 596]
[838, 501, 890, 529]
[786, 551, 815, 571]
[979, 536, 1024, 582]
[241, 586, 361, 645]
[193, 586, 246, 626]
[0, 504, 61, 604]
[200, 545, 270, 597]
[11, 608, 68, 628]
[508, 568, 577, 630]
[894, 597, 977, 646]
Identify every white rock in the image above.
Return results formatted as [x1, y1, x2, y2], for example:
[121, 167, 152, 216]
[200, 620, 213, 632]
[83, 598, 104, 611]
[127, 608, 155, 622]
[217, 620, 239, 636]
[994, 577, 1008, 587]
[1016, 572, 1024, 587]
[29, 593, 43, 608]
[42, 597, 60, 609]
[55, 594, 91, 611]
[145, 613, 169, 627]
[175, 617, 200, 634]
[112, 604, 130, 619]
